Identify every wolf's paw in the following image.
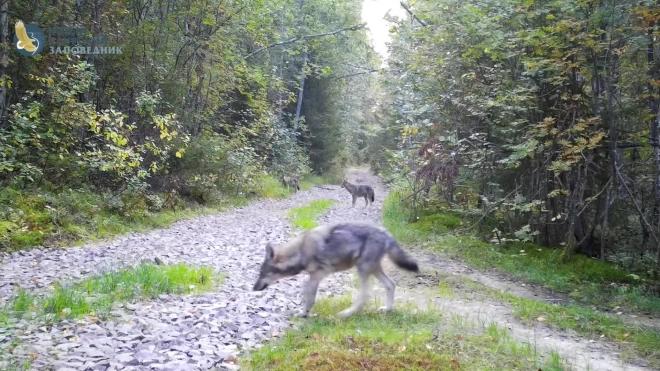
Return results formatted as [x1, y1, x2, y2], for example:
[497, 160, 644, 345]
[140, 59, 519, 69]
[336, 309, 355, 318]
[293, 310, 309, 318]
[377, 306, 393, 313]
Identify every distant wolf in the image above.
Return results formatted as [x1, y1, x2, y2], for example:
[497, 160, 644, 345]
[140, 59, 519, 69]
[252, 222, 420, 318]
[340, 179, 375, 208]
[282, 175, 301, 192]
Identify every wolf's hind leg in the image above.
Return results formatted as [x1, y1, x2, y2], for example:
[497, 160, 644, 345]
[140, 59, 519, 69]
[373, 266, 395, 312]
[337, 270, 371, 318]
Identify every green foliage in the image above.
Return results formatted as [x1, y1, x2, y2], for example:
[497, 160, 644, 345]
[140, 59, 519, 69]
[369, 0, 660, 275]
[257, 175, 294, 199]
[1, 0, 378, 252]
[382, 189, 660, 315]
[2, 62, 188, 189]
[0, 185, 246, 250]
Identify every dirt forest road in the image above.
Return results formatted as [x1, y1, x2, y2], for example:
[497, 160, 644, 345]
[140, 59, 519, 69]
[0, 167, 651, 370]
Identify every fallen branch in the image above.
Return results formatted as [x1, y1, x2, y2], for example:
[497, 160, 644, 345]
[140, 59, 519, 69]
[400, 2, 428, 27]
[615, 165, 660, 245]
[440, 186, 521, 236]
[243, 23, 367, 60]
[315, 186, 335, 190]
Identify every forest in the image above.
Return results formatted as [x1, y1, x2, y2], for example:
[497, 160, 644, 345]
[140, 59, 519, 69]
[1, 0, 379, 249]
[3, 0, 660, 369]
[370, 0, 660, 275]
[2, 0, 660, 300]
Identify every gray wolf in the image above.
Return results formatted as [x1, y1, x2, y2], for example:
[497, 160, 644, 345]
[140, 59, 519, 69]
[282, 176, 301, 192]
[340, 179, 375, 208]
[252, 222, 419, 318]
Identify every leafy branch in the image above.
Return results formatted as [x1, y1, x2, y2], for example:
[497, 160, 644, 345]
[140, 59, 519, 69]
[400, 2, 428, 27]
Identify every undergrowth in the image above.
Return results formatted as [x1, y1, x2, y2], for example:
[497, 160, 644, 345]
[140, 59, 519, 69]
[382, 189, 660, 315]
[0, 174, 331, 252]
[245, 295, 567, 370]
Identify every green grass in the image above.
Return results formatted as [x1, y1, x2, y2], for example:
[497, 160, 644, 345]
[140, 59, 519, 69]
[288, 199, 336, 230]
[258, 175, 294, 199]
[244, 295, 567, 371]
[457, 280, 660, 366]
[0, 186, 251, 251]
[0, 355, 32, 371]
[3, 263, 221, 322]
[382, 189, 660, 315]
[259, 173, 337, 197]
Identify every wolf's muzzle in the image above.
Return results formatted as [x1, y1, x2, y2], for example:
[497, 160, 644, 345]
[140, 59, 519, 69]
[253, 280, 268, 291]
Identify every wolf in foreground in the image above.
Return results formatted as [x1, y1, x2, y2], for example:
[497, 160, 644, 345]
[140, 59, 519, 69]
[282, 175, 301, 192]
[340, 179, 375, 208]
[252, 222, 420, 318]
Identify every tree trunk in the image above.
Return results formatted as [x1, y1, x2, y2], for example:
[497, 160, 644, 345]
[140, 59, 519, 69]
[293, 51, 307, 131]
[647, 14, 660, 265]
[0, 0, 8, 122]
[277, 6, 286, 123]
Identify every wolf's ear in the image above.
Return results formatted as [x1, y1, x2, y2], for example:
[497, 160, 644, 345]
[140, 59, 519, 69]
[265, 243, 274, 260]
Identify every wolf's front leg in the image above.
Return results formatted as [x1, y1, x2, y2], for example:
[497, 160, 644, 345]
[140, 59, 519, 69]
[295, 277, 321, 318]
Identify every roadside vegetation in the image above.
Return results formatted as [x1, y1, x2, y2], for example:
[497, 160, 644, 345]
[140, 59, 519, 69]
[245, 295, 567, 371]
[0, 174, 335, 252]
[1, 0, 373, 254]
[0, 263, 220, 324]
[383, 188, 660, 367]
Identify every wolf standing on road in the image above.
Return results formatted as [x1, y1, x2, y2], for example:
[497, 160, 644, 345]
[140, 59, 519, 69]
[252, 222, 420, 318]
[282, 175, 301, 192]
[341, 179, 375, 208]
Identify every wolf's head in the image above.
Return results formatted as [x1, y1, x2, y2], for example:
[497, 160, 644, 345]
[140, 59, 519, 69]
[253, 243, 304, 291]
[340, 179, 347, 188]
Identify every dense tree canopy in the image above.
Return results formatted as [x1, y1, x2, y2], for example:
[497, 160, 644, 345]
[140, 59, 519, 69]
[367, 0, 660, 275]
[5, 0, 660, 279]
[0, 0, 379, 249]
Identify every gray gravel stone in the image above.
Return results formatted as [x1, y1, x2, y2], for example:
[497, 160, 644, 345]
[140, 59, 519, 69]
[0, 175, 385, 369]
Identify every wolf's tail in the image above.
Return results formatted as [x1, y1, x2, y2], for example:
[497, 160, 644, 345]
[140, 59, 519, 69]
[296, 183, 300, 191]
[370, 189, 375, 202]
[387, 239, 419, 272]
